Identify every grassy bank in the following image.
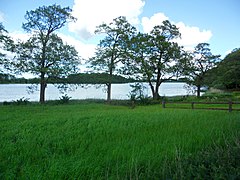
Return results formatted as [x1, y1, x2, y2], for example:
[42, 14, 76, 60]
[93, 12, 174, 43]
[0, 103, 239, 179]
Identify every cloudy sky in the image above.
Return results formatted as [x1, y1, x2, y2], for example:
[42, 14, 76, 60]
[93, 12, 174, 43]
[0, 0, 239, 63]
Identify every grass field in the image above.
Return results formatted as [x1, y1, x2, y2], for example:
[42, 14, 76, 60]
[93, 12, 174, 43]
[163, 101, 240, 111]
[0, 102, 239, 179]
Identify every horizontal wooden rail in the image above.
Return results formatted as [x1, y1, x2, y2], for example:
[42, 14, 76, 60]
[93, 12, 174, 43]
[162, 101, 240, 112]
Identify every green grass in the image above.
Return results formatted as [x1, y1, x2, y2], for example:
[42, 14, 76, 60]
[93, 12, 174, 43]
[164, 102, 240, 111]
[0, 103, 239, 179]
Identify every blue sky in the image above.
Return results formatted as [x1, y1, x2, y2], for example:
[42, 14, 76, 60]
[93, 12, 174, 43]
[0, 0, 239, 60]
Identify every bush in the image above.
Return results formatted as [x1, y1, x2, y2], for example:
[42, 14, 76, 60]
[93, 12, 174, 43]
[128, 83, 150, 106]
[3, 97, 30, 106]
[59, 94, 71, 104]
[202, 92, 234, 101]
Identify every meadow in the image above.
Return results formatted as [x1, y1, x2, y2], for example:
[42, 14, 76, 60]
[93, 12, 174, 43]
[0, 102, 239, 179]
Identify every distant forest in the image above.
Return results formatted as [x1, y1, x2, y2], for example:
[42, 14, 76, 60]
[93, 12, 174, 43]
[0, 73, 136, 84]
[0, 73, 184, 84]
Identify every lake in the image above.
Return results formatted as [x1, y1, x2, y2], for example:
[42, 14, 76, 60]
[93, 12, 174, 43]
[0, 83, 191, 102]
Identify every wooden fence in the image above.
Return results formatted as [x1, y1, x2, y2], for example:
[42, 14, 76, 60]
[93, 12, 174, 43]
[162, 101, 240, 112]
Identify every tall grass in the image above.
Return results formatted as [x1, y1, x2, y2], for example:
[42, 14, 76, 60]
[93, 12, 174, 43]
[0, 103, 239, 179]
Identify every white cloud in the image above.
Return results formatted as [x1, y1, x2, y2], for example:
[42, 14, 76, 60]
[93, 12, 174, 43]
[9, 31, 31, 41]
[141, 12, 212, 48]
[175, 22, 212, 47]
[58, 33, 96, 60]
[9, 31, 96, 61]
[69, 0, 145, 39]
[142, 13, 169, 33]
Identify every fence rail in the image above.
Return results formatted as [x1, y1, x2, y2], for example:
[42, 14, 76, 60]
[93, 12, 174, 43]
[162, 101, 240, 112]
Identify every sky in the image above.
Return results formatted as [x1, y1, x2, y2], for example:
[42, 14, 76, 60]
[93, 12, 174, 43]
[0, 0, 239, 65]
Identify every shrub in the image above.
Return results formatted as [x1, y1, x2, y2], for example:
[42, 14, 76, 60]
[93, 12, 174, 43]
[128, 83, 150, 105]
[59, 94, 71, 104]
[3, 97, 30, 105]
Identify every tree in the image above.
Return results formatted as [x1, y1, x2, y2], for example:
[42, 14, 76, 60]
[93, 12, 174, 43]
[182, 43, 220, 97]
[207, 48, 240, 90]
[14, 4, 79, 103]
[0, 23, 8, 70]
[0, 23, 14, 74]
[127, 20, 184, 99]
[88, 16, 136, 102]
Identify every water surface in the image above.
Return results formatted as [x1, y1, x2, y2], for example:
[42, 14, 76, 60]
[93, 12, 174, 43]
[0, 83, 189, 102]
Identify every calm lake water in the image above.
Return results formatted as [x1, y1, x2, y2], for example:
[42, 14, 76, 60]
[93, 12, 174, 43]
[0, 83, 190, 102]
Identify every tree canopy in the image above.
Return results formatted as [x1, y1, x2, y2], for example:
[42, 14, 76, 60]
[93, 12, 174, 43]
[182, 43, 220, 97]
[127, 20, 184, 99]
[22, 4, 75, 33]
[88, 16, 136, 102]
[14, 4, 79, 103]
[0, 23, 14, 74]
[207, 48, 240, 90]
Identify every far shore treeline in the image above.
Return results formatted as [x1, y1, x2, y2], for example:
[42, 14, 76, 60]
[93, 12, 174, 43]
[0, 73, 135, 84]
[0, 73, 185, 84]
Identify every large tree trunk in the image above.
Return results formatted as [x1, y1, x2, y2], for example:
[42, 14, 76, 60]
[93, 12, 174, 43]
[152, 85, 161, 100]
[106, 83, 111, 103]
[152, 68, 162, 100]
[196, 85, 201, 97]
[40, 38, 47, 104]
[153, 84, 160, 100]
[153, 91, 160, 100]
[149, 81, 154, 98]
[148, 81, 160, 100]
[40, 72, 46, 103]
[106, 58, 114, 103]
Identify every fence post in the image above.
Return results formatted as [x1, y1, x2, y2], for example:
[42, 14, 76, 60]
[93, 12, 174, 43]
[229, 101, 233, 112]
[191, 102, 195, 109]
[162, 101, 166, 108]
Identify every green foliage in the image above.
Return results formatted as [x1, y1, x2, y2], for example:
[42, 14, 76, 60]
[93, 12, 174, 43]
[127, 20, 184, 99]
[3, 97, 30, 105]
[0, 23, 14, 73]
[15, 34, 80, 78]
[162, 91, 240, 103]
[129, 83, 150, 105]
[0, 73, 16, 83]
[182, 43, 220, 97]
[202, 92, 233, 100]
[14, 4, 79, 103]
[88, 16, 137, 101]
[0, 73, 135, 84]
[59, 94, 71, 104]
[207, 48, 240, 90]
[22, 4, 76, 33]
[0, 104, 239, 179]
[14, 97, 30, 105]
[67, 73, 134, 84]
[129, 83, 144, 101]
